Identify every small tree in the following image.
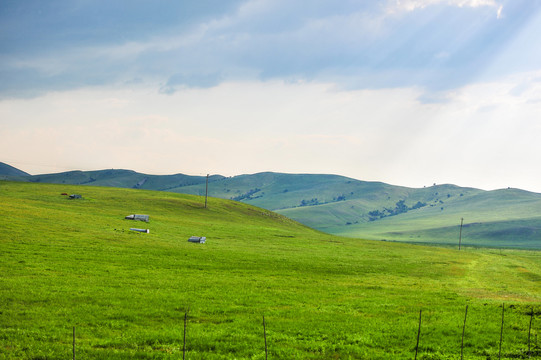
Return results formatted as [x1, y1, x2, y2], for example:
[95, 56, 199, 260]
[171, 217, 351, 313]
[395, 200, 408, 214]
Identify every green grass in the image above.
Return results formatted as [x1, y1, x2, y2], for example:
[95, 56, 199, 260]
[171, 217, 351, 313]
[23, 169, 221, 191]
[331, 189, 541, 249]
[1, 181, 540, 359]
[6, 168, 541, 248]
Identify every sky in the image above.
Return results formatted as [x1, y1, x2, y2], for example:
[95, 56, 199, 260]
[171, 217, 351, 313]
[1, 0, 541, 192]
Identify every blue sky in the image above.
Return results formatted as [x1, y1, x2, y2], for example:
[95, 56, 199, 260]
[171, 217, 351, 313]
[2, 0, 541, 192]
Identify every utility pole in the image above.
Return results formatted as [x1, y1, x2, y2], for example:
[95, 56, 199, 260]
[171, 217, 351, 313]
[205, 174, 209, 208]
[458, 217, 464, 250]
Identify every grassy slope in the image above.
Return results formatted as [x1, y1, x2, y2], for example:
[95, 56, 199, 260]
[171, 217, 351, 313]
[1, 181, 540, 359]
[276, 184, 489, 229]
[26, 169, 224, 190]
[329, 188, 541, 249]
[0, 162, 30, 177]
[168, 175, 541, 248]
[4, 167, 541, 248]
[168, 172, 377, 209]
[171, 174, 483, 212]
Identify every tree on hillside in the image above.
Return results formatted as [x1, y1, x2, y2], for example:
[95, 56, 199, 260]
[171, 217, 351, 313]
[411, 201, 426, 210]
[395, 200, 408, 214]
[368, 199, 427, 221]
[300, 198, 319, 207]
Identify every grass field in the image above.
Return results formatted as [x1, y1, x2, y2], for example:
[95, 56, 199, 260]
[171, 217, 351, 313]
[5, 168, 540, 248]
[0, 181, 540, 359]
[328, 188, 541, 249]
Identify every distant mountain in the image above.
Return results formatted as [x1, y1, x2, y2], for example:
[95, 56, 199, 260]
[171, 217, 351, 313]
[27, 168, 224, 190]
[168, 172, 541, 249]
[0, 162, 30, 177]
[2, 163, 540, 249]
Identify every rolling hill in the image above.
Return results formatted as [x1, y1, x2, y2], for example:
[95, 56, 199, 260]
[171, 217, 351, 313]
[23, 168, 225, 190]
[180, 174, 541, 249]
[0, 181, 539, 359]
[2, 162, 540, 249]
[0, 161, 30, 177]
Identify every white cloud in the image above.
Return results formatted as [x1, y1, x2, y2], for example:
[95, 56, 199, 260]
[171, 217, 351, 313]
[387, 0, 501, 13]
[2, 0, 533, 99]
[2, 71, 541, 192]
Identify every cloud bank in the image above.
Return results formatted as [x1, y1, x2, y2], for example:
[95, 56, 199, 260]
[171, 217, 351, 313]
[2, 0, 539, 97]
[2, 0, 541, 192]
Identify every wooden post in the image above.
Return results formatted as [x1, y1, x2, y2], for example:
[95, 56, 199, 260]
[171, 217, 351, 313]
[263, 315, 268, 360]
[461, 305, 468, 360]
[73, 326, 75, 360]
[528, 308, 534, 358]
[499, 303, 505, 359]
[415, 309, 422, 360]
[458, 217, 464, 250]
[205, 174, 209, 208]
[183, 312, 187, 360]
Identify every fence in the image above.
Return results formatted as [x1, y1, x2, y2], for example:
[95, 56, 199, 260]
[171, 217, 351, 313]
[33, 305, 541, 359]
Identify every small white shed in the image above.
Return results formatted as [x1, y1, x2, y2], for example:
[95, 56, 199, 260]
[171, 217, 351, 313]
[188, 236, 206, 244]
[125, 214, 149, 222]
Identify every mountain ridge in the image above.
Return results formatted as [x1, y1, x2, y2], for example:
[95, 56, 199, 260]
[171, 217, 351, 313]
[0, 162, 30, 177]
[2, 162, 540, 248]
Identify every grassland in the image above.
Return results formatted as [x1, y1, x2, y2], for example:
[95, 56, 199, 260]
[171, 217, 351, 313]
[1, 181, 540, 359]
[8, 166, 540, 248]
[329, 188, 541, 249]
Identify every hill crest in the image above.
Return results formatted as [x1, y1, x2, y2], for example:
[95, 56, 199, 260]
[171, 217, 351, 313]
[0, 162, 30, 176]
[2, 162, 540, 248]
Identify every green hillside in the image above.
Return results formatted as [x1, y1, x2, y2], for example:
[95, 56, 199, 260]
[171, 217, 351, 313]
[27, 169, 225, 190]
[0, 162, 30, 177]
[172, 172, 409, 210]
[1, 181, 540, 359]
[329, 188, 541, 249]
[174, 174, 541, 249]
[3, 163, 540, 248]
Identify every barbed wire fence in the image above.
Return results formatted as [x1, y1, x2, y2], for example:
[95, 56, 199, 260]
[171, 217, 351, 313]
[62, 304, 541, 359]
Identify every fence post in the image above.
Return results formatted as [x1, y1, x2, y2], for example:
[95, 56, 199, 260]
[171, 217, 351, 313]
[458, 217, 464, 250]
[183, 312, 187, 360]
[461, 305, 468, 360]
[205, 174, 209, 208]
[263, 315, 268, 360]
[499, 303, 505, 360]
[415, 309, 422, 360]
[528, 308, 534, 358]
[72, 326, 76, 360]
